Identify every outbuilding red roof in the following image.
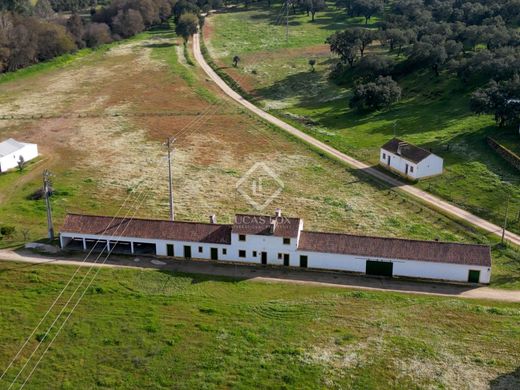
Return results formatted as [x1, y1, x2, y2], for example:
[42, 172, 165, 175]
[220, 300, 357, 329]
[232, 214, 301, 238]
[61, 214, 232, 244]
[298, 231, 491, 267]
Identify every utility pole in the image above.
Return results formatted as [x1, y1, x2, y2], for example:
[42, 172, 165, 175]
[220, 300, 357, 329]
[286, 0, 289, 44]
[43, 169, 54, 240]
[165, 137, 176, 221]
[501, 194, 510, 245]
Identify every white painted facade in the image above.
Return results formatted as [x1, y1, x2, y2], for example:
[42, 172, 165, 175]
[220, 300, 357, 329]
[0, 139, 38, 173]
[297, 250, 491, 284]
[380, 148, 443, 180]
[60, 216, 491, 285]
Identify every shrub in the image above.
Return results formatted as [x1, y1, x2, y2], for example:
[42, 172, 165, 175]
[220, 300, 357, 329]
[350, 76, 402, 111]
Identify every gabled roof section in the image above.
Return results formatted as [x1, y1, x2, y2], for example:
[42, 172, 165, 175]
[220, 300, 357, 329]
[232, 214, 301, 238]
[381, 138, 434, 164]
[61, 214, 232, 244]
[0, 138, 26, 157]
[298, 231, 491, 267]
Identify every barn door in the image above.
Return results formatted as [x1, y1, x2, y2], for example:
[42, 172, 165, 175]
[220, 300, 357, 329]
[366, 261, 393, 277]
[468, 270, 480, 283]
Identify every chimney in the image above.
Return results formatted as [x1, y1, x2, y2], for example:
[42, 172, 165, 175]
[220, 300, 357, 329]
[269, 219, 276, 234]
[209, 214, 217, 224]
[397, 142, 406, 156]
[274, 208, 282, 218]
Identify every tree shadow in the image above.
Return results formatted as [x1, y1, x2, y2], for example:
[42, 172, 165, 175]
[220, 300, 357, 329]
[489, 367, 520, 389]
[143, 42, 177, 48]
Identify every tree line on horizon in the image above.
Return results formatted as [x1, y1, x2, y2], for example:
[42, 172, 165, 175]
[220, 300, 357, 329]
[0, 0, 220, 74]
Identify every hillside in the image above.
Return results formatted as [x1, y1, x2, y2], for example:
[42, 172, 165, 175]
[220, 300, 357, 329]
[203, 2, 520, 235]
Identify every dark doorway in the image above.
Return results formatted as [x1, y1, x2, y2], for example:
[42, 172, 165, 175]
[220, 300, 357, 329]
[300, 255, 308, 268]
[405, 163, 409, 175]
[184, 245, 191, 259]
[387, 155, 391, 165]
[261, 252, 267, 265]
[366, 261, 393, 277]
[283, 254, 290, 266]
[468, 270, 480, 283]
[167, 244, 174, 257]
[210, 248, 218, 260]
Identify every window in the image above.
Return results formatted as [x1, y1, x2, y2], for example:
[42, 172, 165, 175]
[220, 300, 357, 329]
[198, 246, 203, 253]
[253, 251, 257, 257]
[382, 152, 386, 159]
[239, 250, 246, 258]
[278, 253, 282, 259]
[410, 166, 414, 173]
[283, 238, 291, 245]
[239, 234, 246, 241]
[223, 248, 227, 255]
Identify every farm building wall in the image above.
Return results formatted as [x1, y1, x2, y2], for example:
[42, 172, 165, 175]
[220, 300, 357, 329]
[380, 149, 443, 179]
[416, 154, 444, 178]
[297, 250, 490, 283]
[60, 230, 490, 284]
[0, 143, 38, 172]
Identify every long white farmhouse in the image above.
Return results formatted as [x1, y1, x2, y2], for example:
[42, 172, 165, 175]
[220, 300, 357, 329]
[59, 209, 491, 284]
[0, 138, 38, 173]
[380, 138, 443, 179]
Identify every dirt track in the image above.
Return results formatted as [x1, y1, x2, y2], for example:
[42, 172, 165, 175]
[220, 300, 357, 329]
[1, 249, 519, 302]
[192, 33, 520, 247]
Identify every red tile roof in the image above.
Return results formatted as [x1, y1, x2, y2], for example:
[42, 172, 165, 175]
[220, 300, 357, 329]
[298, 231, 491, 267]
[232, 214, 301, 238]
[61, 214, 232, 244]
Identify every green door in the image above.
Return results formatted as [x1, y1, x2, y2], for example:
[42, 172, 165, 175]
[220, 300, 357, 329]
[468, 270, 480, 283]
[283, 254, 290, 266]
[184, 246, 191, 259]
[300, 255, 308, 268]
[167, 244, 174, 257]
[210, 248, 218, 260]
[366, 261, 393, 277]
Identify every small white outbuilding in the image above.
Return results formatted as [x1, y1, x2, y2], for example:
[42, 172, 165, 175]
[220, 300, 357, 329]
[380, 138, 443, 180]
[0, 138, 38, 173]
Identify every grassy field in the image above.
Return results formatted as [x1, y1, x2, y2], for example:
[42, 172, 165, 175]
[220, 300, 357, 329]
[0, 24, 519, 287]
[204, 2, 520, 235]
[0, 262, 519, 389]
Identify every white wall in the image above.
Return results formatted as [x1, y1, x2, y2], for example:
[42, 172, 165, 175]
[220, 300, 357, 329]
[299, 250, 490, 283]
[416, 154, 443, 178]
[380, 148, 443, 179]
[60, 231, 490, 284]
[380, 149, 418, 179]
[231, 233, 297, 265]
[0, 143, 39, 172]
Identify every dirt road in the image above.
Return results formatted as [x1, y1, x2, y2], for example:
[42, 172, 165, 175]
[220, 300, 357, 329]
[1, 249, 519, 302]
[192, 33, 520, 247]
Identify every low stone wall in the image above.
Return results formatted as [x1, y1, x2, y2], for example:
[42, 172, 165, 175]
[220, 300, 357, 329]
[487, 137, 520, 171]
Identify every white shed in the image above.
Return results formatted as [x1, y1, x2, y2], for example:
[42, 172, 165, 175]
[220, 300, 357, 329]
[380, 138, 443, 179]
[0, 138, 38, 173]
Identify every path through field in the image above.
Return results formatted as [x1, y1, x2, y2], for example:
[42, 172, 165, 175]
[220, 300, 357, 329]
[193, 33, 520, 247]
[1, 251, 519, 302]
